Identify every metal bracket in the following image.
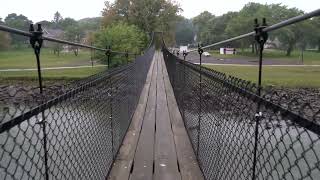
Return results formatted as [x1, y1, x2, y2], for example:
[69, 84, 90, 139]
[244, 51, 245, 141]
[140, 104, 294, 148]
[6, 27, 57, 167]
[106, 45, 112, 68]
[198, 44, 204, 55]
[182, 50, 188, 60]
[105, 45, 112, 57]
[255, 111, 263, 117]
[29, 24, 43, 56]
[29, 24, 44, 94]
[254, 18, 268, 50]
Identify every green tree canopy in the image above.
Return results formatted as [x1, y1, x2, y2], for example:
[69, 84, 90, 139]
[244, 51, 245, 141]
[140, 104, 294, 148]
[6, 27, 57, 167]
[193, 3, 316, 56]
[53, 11, 63, 25]
[102, 0, 181, 45]
[175, 16, 195, 45]
[94, 22, 148, 66]
[4, 13, 32, 47]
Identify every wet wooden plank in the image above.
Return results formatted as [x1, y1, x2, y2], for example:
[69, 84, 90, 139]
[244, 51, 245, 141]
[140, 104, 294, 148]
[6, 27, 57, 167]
[130, 54, 158, 180]
[109, 51, 203, 180]
[154, 52, 181, 180]
[160, 53, 204, 180]
[108, 57, 156, 180]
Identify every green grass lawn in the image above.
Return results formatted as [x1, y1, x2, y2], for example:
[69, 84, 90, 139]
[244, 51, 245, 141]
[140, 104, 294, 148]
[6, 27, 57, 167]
[0, 48, 93, 69]
[0, 48, 106, 82]
[205, 65, 320, 88]
[208, 49, 320, 65]
[0, 66, 106, 81]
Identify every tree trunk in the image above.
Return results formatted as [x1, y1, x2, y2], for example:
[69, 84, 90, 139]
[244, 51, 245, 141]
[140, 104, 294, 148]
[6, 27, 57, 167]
[286, 44, 293, 56]
[254, 43, 259, 55]
[74, 49, 78, 56]
[251, 42, 255, 53]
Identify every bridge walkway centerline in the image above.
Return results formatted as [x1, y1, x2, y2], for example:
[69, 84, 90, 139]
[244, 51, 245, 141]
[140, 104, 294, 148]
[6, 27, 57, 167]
[108, 51, 204, 180]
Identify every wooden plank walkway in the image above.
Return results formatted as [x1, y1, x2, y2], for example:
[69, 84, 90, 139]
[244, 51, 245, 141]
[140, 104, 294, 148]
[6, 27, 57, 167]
[108, 51, 204, 180]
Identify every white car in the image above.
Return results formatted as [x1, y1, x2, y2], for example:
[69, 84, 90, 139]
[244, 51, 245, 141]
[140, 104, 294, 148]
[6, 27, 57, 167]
[203, 52, 211, 57]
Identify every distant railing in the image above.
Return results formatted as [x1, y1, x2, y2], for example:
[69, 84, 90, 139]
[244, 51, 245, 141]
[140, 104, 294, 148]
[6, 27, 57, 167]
[162, 9, 320, 180]
[0, 24, 155, 179]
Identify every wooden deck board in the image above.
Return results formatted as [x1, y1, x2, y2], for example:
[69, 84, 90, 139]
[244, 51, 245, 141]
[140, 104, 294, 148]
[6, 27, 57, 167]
[108, 51, 203, 180]
[160, 55, 204, 180]
[130, 54, 158, 180]
[154, 52, 181, 180]
[108, 57, 156, 180]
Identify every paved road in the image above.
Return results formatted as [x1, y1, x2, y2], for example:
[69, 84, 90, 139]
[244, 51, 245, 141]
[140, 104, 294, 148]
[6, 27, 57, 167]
[183, 52, 304, 65]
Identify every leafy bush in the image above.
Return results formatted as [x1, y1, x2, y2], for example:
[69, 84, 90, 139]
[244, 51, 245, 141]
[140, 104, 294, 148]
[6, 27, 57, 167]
[94, 22, 148, 66]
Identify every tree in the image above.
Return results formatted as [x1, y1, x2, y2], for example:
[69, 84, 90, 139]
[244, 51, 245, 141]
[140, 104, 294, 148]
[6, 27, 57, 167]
[94, 22, 148, 66]
[78, 17, 102, 31]
[309, 17, 320, 51]
[60, 18, 78, 29]
[268, 6, 304, 56]
[4, 13, 32, 47]
[0, 16, 11, 50]
[0, 32, 11, 50]
[193, 3, 311, 56]
[52, 11, 63, 28]
[37, 20, 53, 28]
[64, 25, 84, 56]
[53, 11, 63, 25]
[101, 0, 181, 45]
[192, 11, 215, 45]
[225, 3, 268, 52]
[175, 17, 195, 45]
[64, 25, 83, 41]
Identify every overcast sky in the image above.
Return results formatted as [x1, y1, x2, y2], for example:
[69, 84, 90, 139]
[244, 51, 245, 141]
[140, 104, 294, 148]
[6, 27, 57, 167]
[0, 0, 319, 22]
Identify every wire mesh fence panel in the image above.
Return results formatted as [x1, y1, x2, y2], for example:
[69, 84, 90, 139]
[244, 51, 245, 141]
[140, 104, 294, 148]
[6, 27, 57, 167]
[0, 45, 155, 180]
[162, 47, 320, 180]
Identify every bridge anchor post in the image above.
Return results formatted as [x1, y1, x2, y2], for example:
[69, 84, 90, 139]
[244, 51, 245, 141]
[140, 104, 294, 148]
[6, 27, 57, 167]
[197, 44, 204, 158]
[105, 45, 115, 159]
[182, 51, 188, 122]
[30, 23, 49, 180]
[252, 18, 268, 180]
[106, 45, 112, 69]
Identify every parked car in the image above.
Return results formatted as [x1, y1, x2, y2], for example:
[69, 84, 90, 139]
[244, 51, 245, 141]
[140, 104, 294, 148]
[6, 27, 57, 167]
[203, 52, 211, 57]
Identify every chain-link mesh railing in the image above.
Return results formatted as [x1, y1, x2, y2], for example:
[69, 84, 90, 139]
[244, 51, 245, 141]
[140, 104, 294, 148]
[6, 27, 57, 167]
[0, 42, 155, 179]
[162, 47, 320, 180]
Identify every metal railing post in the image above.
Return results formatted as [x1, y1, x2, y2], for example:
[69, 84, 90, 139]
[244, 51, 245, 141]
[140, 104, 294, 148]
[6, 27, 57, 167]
[105, 45, 115, 159]
[30, 24, 49, 180]
[182, 51, 188, 122]
[106, 45, 111, 69]
[252, 18, 268, 180]
[197, 44, 204, 158]
[125, 50, 129, 65]
[110, 85, 115, 159]
[90, 42, 94, 67]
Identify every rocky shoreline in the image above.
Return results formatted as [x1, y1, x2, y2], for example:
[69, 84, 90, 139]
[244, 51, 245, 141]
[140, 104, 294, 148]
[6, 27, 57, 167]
[0, 82, 319, 108]
[0, 81, 319, 123]
[0, 82, 71, 106]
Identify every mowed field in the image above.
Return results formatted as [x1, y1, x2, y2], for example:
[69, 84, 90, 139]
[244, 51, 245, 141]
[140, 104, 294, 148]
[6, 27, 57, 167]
[0, 48, 106, 80]
[205, 65, 320, 88]
[208, 49, 320, 65]
[201, 49, 320, 88]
